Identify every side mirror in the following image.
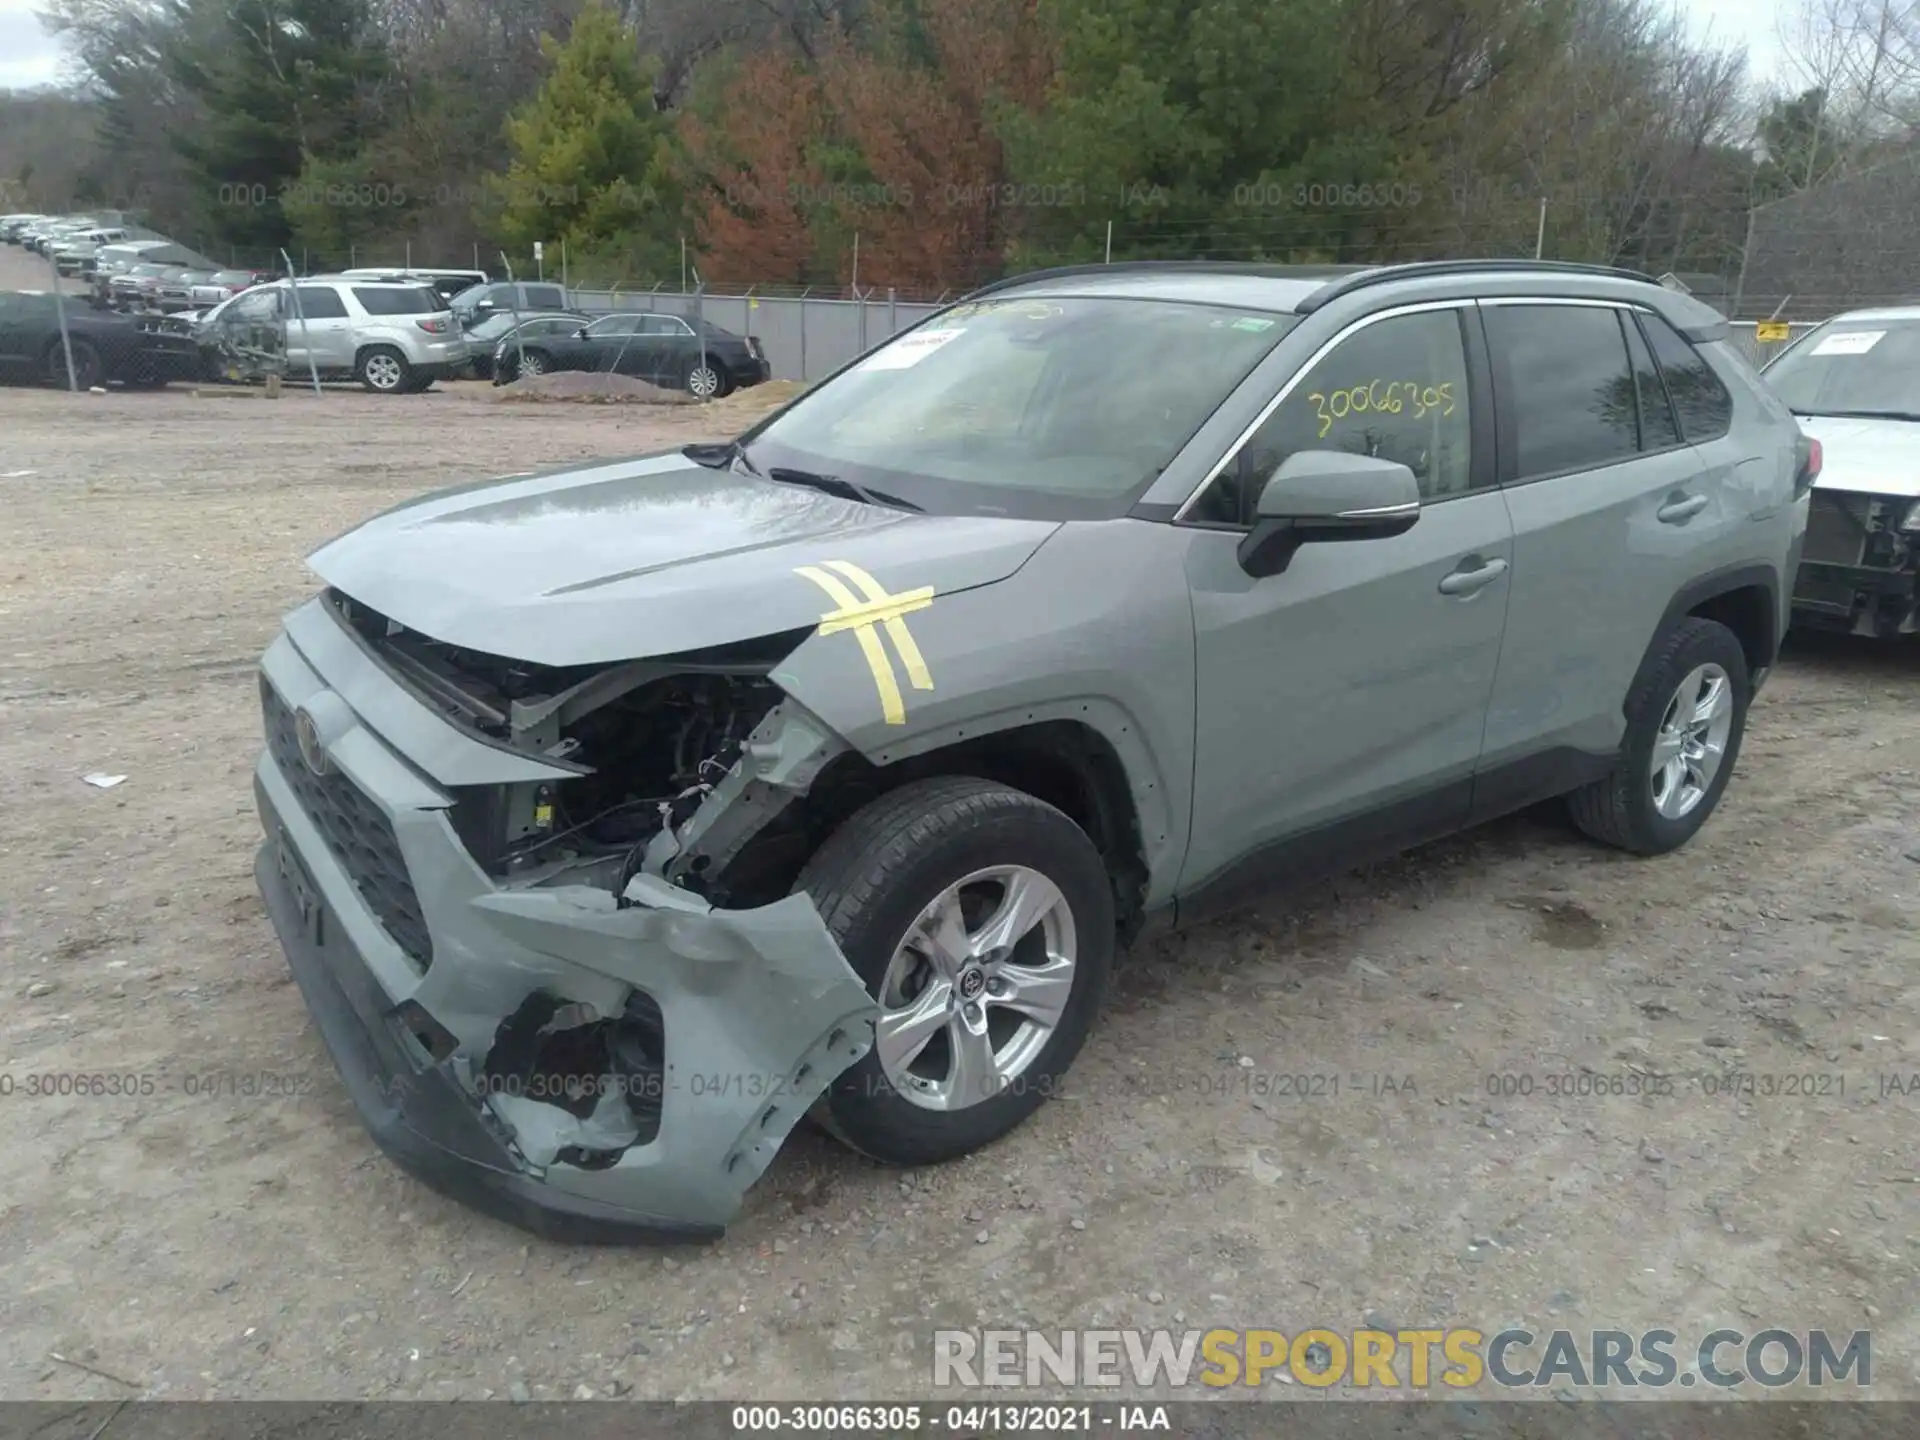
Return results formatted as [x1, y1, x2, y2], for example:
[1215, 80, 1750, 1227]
[1237, 450, 1421, 578]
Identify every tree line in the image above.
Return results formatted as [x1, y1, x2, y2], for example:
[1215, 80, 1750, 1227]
[0, 0, 1912, 295]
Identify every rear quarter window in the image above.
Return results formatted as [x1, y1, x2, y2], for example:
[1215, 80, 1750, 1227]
[352, 286, 443, 316]
[1640, 313, 1734, 442]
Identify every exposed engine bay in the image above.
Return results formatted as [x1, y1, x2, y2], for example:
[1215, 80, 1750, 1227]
[327, 587, 842, 904]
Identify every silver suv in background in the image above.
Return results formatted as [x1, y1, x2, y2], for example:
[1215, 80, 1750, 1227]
[205, 276, 468, 391]
[252, 260, 1807, 1243]
[1761, 307, 1920, 637]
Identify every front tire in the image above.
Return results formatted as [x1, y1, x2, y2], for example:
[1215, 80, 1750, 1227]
[797, 777, 1114, 1166]
[1567, 616, 1750, 855]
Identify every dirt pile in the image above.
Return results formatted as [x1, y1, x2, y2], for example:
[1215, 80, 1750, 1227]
[490, 370, 698, 404]
[705, 377, 810, 420]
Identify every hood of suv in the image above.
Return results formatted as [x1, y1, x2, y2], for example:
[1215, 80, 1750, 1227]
[1799, 414, 1920, 499]
[308, 451, 1060, 666]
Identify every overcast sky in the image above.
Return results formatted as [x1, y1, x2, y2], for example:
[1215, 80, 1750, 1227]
[0, 0, 1797, 93]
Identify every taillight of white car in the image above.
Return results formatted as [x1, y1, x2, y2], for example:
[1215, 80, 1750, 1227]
[414, 316, 451, 334]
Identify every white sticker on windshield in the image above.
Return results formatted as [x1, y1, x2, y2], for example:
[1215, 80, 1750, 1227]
[859, 328, 964, 371]
[1812, 330, 1885, 356]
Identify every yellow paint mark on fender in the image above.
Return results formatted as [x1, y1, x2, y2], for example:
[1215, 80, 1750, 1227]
[795, 561, 936, 725]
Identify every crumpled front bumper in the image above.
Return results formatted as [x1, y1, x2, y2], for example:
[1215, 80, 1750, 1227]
[252, 607, 877, 1243]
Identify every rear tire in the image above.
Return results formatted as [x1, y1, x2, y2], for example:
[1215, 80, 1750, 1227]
[684, 358, 731, 399]
[796, 777, 1113, 1166]
[355, 345, 411, 394]
[1567, 617, 1750, 855]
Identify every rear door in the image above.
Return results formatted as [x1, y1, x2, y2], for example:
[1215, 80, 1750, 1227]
[644, 314, 705, 386]
[1476, 300, 1726, 787]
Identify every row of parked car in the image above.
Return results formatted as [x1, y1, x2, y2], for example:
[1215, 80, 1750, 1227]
[1, 215, 777, 398]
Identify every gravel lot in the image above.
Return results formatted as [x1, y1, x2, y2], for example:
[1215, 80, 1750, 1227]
[3, 264, 1920, 1406]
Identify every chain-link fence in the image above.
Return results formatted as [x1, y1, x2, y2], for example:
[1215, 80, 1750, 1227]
[566, 286, 939, 383]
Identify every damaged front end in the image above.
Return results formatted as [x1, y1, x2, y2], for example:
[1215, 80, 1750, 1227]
[253, 589, 877, 1241]
[1793, 490, 1920, 637]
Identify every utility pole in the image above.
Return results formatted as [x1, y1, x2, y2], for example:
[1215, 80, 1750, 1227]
[1534, 198, 1548, 260]
[1105, 220, 1113, 263]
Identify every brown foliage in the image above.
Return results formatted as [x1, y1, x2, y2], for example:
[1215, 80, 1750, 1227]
[679, 0, 1054, 292]
[680, 49, 826, 285]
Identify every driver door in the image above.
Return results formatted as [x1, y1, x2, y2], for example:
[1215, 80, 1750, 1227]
[1176, 303, 1516, 914]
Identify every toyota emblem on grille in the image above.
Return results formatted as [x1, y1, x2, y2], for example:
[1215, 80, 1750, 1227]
[294, 707, 331, 776]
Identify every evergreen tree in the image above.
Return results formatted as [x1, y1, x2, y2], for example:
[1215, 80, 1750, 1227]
[487, 1, 683, 281]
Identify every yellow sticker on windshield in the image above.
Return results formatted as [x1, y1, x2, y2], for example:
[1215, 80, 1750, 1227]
[796, 562, 936, 725]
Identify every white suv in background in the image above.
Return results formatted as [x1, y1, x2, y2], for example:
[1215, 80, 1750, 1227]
[204, 276, 469, 392]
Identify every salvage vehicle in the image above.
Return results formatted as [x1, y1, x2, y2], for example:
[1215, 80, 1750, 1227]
[1761, 307, 1920, 636]
[339, 267, 491, 304]
[155, 268, 219, 313]
[511, 310, 770, 397]
[210, 277, 468, 392]
[463, 309, 587, 380]
[450, 280, 572, 328]
[0, 289, 201, 389]
[189, 269, 273, 308]
[253, 259, 1807, 1242]
[107, 262, 181, 311]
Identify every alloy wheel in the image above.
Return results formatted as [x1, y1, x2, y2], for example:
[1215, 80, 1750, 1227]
[874, 865, 1078, 1112]
[364, 353, 404, 391]
[1649, 662, 1733, 820]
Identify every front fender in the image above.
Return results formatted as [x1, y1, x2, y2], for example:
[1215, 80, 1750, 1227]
[771, 519, 1198, 907]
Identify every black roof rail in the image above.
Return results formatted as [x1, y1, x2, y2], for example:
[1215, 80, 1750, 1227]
[958, 260, 1371, 302]
[1293, 259, 1661, 313]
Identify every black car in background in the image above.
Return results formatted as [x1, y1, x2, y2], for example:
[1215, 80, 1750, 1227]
[491, 310, 770, 397]
[466, 310, 587, 380]
[0, 290, 202, 389]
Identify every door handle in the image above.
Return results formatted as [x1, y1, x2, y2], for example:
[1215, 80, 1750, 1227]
[1657, 493, 1709, 524]
[1438, 556, 1508, 596]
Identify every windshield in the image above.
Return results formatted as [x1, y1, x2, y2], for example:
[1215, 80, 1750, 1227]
[743, 296, 1295, 519]
[1763, 318, 1920, 418]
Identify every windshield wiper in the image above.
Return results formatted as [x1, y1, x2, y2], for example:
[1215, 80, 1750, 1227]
[1792, 408, 1920, 423]
[765, 466, 922, 512]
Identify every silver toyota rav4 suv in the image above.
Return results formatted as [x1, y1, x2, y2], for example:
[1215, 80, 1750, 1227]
[252, 260, 1811, 1242]
[203, 276, 468, 392]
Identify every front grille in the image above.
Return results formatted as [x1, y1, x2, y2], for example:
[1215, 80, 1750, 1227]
[1802, 492, 1872, 566]
[261, 677, 433, 969]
